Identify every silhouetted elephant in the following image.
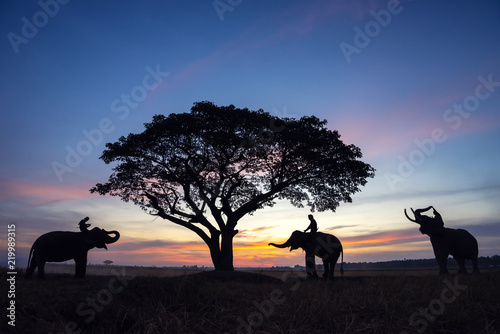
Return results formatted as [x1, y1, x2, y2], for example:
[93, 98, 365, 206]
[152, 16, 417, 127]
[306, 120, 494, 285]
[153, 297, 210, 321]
[26, 226, 120, 279]
[269, 230, 343, 279]
[405, 206, 479, 274]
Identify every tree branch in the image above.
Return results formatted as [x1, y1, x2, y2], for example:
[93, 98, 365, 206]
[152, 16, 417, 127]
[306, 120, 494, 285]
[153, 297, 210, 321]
[144, 193, 214, 245]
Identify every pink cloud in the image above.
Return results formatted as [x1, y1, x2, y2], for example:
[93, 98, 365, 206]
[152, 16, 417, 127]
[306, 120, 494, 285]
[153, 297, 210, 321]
[332, 94, 500, 158]
[340, 229, 423, 248]
[0, 179, 94, 205]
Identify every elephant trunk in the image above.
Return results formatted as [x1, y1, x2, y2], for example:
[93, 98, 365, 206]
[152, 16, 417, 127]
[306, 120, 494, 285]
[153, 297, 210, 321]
[268, 238, 293, 250]
[103, 230, 120, 244]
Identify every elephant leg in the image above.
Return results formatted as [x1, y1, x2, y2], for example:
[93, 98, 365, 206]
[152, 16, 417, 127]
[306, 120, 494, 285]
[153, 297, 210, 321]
[437, 262, 449, 275]
[454, 256, 467, 274]
[25, 257, 37, 279]
[37, 261, 46, 279]
[329, 262, 336, 279]
[433, 248, 449, 275]
[322, 260, 329, 278]
[74, 254, 88, 278]
[328, 252, 340, 280]
[305, 252, 318, 279]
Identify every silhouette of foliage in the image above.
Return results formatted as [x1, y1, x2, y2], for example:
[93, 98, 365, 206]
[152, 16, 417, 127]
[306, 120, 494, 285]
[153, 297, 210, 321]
[91, 101, 375, 270]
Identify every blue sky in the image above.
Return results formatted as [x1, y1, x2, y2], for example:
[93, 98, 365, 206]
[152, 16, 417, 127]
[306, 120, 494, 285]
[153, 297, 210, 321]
[1, 0, 499, 268]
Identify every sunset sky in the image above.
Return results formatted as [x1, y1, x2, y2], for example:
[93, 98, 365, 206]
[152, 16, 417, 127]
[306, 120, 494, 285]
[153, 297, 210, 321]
[1, 1, 500, 269]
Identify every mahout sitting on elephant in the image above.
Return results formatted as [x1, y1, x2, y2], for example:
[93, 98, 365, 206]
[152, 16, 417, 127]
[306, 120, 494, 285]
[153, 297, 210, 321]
[405, 206, 479, 274]
[269, 229, 343, 280]
[26, 218, 120, 279]
[304, 214, 318, 234]
[78, 216, 91, 232]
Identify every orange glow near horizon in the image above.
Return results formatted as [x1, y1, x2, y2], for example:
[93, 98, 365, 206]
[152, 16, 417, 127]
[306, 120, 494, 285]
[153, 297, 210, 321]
[80, 230, 430, 268]
[9, 178, 493, 268]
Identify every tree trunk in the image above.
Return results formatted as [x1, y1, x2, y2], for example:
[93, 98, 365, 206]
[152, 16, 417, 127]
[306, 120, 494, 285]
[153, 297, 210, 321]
[211, 230, 235, 271]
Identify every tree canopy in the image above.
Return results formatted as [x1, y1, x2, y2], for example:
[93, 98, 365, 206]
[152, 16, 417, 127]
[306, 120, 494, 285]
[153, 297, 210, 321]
[91, 101, 375, 270]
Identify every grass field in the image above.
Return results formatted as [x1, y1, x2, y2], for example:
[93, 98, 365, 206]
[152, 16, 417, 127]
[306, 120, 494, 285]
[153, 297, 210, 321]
[2, 266, 500, 334]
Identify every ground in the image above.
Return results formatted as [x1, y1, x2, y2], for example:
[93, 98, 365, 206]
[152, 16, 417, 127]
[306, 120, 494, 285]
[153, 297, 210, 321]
[2, 265, 500, 333]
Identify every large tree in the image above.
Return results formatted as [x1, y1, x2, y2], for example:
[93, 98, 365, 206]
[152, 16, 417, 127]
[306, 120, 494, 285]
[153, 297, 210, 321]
[91, 101, 375, 270]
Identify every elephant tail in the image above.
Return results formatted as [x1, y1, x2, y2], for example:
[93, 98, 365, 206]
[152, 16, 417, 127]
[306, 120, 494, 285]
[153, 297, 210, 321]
[340, 249, 344, 276]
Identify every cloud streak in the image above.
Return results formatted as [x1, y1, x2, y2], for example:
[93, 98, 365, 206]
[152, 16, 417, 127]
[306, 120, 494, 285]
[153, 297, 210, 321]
[0, 179, 94, 206]
[335, 103, 500, 159]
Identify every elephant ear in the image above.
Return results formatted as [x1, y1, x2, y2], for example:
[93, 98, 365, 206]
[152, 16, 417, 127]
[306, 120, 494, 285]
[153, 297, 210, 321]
[432, 223, 446, 234]
[296, 232, 310, 248]
[84, 228, 107, 249]
[420, 221, 446, 236]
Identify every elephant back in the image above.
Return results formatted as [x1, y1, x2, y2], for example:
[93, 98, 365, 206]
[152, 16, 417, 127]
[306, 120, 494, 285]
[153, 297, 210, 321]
[32, 231, 84, 262]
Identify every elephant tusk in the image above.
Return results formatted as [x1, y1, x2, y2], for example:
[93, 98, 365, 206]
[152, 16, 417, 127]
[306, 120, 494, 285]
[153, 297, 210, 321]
[404, 209, 418, 223]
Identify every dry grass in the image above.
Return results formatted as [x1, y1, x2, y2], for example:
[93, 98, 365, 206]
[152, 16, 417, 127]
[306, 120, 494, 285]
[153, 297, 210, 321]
[2, 267, 500, 334]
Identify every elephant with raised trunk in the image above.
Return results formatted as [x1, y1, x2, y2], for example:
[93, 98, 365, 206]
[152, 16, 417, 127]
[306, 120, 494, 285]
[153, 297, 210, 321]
[26, 223, 120, 279]
[269, 230, 343, 279]
[405, 206, 479, 274]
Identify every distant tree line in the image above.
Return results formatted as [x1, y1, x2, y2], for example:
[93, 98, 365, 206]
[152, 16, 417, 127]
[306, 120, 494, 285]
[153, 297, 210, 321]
[340, 255, 500, 270]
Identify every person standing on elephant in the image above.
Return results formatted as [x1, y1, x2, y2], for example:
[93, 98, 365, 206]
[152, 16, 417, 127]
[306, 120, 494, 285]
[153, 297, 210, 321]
[304, 214, 318, 234]
[78, 217, 91, 232]
[431, 207, 444, 226]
